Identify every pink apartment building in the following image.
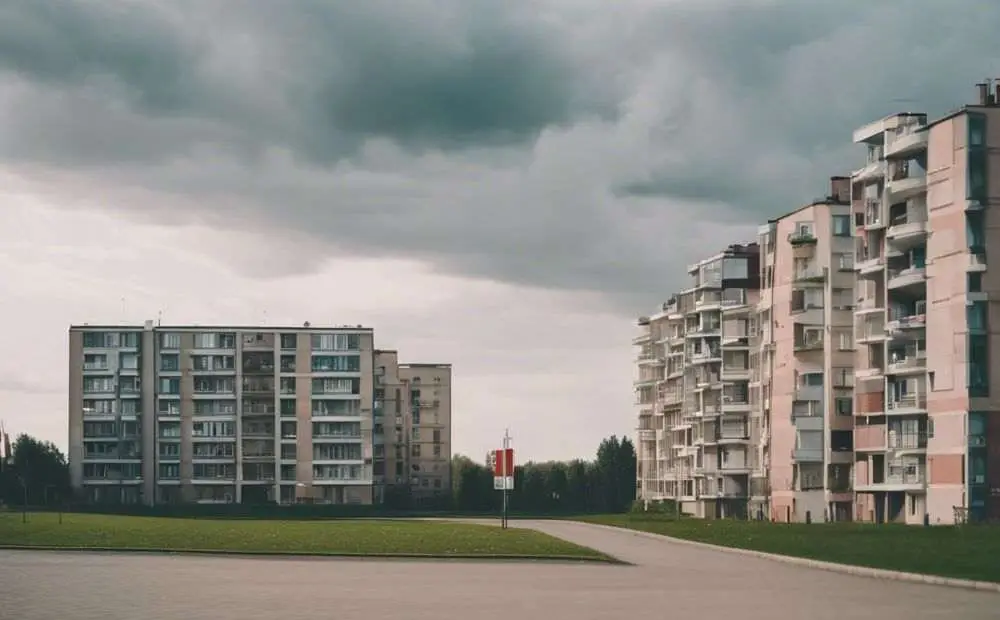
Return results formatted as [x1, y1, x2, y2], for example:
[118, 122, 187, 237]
[852, 82, 1000, 524]
[756, 178, 857, 523]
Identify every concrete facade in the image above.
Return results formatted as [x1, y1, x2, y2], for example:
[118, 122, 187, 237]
[68, 322, 452, 506]
[635, 82, 1000, 524]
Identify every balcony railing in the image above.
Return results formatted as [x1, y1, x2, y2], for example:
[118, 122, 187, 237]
[887, 431, 927, 450]
[793, 266, 827, 282]
[886, 395, 926, 412]
[788, 231, 817, 245]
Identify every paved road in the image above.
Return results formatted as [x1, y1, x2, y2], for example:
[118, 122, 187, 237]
[0, 520, 995, 619]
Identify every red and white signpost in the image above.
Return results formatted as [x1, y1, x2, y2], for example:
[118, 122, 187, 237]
[492, 429, 515, 529]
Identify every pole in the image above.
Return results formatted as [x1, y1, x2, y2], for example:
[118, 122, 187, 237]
[501, 429, 509, 529]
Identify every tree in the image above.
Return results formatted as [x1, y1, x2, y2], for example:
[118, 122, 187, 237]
[450, 435, 637, 515]
[0, 434, 70, 506]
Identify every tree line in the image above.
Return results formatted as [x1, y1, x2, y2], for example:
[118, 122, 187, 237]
[450, 435, 637, 514]
[0, 432, 638, 514]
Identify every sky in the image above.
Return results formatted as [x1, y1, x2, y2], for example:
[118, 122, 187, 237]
[1, 0, 998, 463]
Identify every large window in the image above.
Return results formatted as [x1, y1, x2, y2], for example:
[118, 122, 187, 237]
[832, 214, 851, 237]
[311, 377, 359, 395]
[968, 335, 989, 397]
[311, 333, 361, 351]
[311, 355, 361, 372]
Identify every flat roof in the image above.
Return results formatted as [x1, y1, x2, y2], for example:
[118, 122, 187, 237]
[69, 324, 374, 332]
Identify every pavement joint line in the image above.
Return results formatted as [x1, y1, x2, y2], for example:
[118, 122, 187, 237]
[559, 521, 1000, 594]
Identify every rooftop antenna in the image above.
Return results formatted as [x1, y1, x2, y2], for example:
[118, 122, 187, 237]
[156, 310, 163, 327]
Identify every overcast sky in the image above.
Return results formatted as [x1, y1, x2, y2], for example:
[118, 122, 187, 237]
[1, 0, 997, 462]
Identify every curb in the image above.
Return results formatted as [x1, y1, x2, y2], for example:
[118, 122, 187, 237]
[0, 544, 620, 565]
[565, 522, 1000, 593]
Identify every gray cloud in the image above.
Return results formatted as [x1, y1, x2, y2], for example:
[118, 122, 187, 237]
[1, 0, 999, 312]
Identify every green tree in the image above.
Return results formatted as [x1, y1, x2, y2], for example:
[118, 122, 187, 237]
[0, 434, 70, 506]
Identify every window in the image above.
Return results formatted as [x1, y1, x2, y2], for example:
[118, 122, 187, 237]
[311, 378, 359, 395]
[433, 444, 441, 457]
[83, 354, 108, 370]
[412, 410, 421, 425]
[967, 212, 986, 251]
[801, 373, 823, 387]
[311, 399, 361, 416]
[193, 332, 235, 349]
[280, 334, 297, 350]
[968, 301, 987, 332]
[832, 215, 851, 237]
[158, 378, 179, 395]
[159, 422, 181, 438]
[412, 444, 422, 457]
[158, 443, 180, 458]
[969, 113, 986, 147]
[412, 428, 421, 441]
[968, 335, 989, 396]
[160, 354, 179, 371]
[835, 328, 853, 351]
[311, 355, 361, 372]
[158, 464, 180, 479]
[830, 430, 853, 452]
[83, 399, 116, 415]
[968, 272, 983, 293]
[158, 399, 180, 415]
[311, 333, 361, 351]
[835, 397, 853, 416]
[194, 400, 236, 415]
[160, 333, 181, 349]
[432, 429, 441, 443]
[83, 377, 115, 394]
[120, 353, 139, 370]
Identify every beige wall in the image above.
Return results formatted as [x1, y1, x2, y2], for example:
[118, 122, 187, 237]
[67, 330, 84, 490]
[294, 333, 313, 495]
[399, 364, 452, 496]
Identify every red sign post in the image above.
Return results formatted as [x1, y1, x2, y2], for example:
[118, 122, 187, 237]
[493, 430, 514, 528]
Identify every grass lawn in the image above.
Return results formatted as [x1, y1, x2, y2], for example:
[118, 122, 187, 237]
[578, 514, 1000, 583]
[0, 513, 611, 561]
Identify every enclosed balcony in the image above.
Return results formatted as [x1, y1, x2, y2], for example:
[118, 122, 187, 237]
[856, 314, 886, 344]
[887, 265, 926, 291]
[886, 305, 926, 335]
[886, 392, 927, 416]
[886, 205, 928, 250]
[886, 161, 927, 203]
[884, 118, 928, 159]
[694, 290, 722, 312]
[854, 425, 886, 452]
[862, 199, 884, 230]
[793, 264, 827, 284]
[886, 341, 926, 376]
[793, 324, 824, 352]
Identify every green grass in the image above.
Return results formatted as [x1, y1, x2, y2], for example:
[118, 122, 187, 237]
[578, 514, 1000, 583]
[0, 513, 612, 562]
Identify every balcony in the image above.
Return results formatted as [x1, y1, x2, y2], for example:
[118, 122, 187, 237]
[886, 312, 926, 335]
[689, 349, 722, 365]
[695, 294, 722, 312]
[721, 366, 750, 382]
[793, 266, 827, 283]
[856, 297, 884, 315]
[794, 335, 824, 353]
[857, 466, 926, 491]
[887, 431, 927, 451]
[886, 171, 927, 203]
[856, 316, 886, 344]
[886, 215, 928, 249]
[721, 396, 751, 414]
[636, 352, 664, 366]
[633, 327, 653, 345]
[637, 429, 656, 442]
[884, 123, 928, 159]
[788, 231, 817, 246]
[886, 394, 927, 415]
[686, 324, 722, 339]
[863, 199, 883, 230]
[887, 266, 926, 290]
[886, 348, 926, 375]
[855, 254, 884, 277]
[792, 448, 824, 462]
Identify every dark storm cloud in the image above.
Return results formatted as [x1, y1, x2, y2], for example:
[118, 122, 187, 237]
[1, 0, 999, 311]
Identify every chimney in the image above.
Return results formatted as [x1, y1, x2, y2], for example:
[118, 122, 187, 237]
[976, 82, 989, 105]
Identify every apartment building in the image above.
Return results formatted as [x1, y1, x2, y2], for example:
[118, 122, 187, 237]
[635, 244, 760, 518]
[756, 177, 857, 523]
[851, 83, 1000, 524]
[68, 321, 452, 506]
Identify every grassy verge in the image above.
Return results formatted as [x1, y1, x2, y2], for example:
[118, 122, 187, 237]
[578, 514, 1000, 583]
[0, 513, 612, 562]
